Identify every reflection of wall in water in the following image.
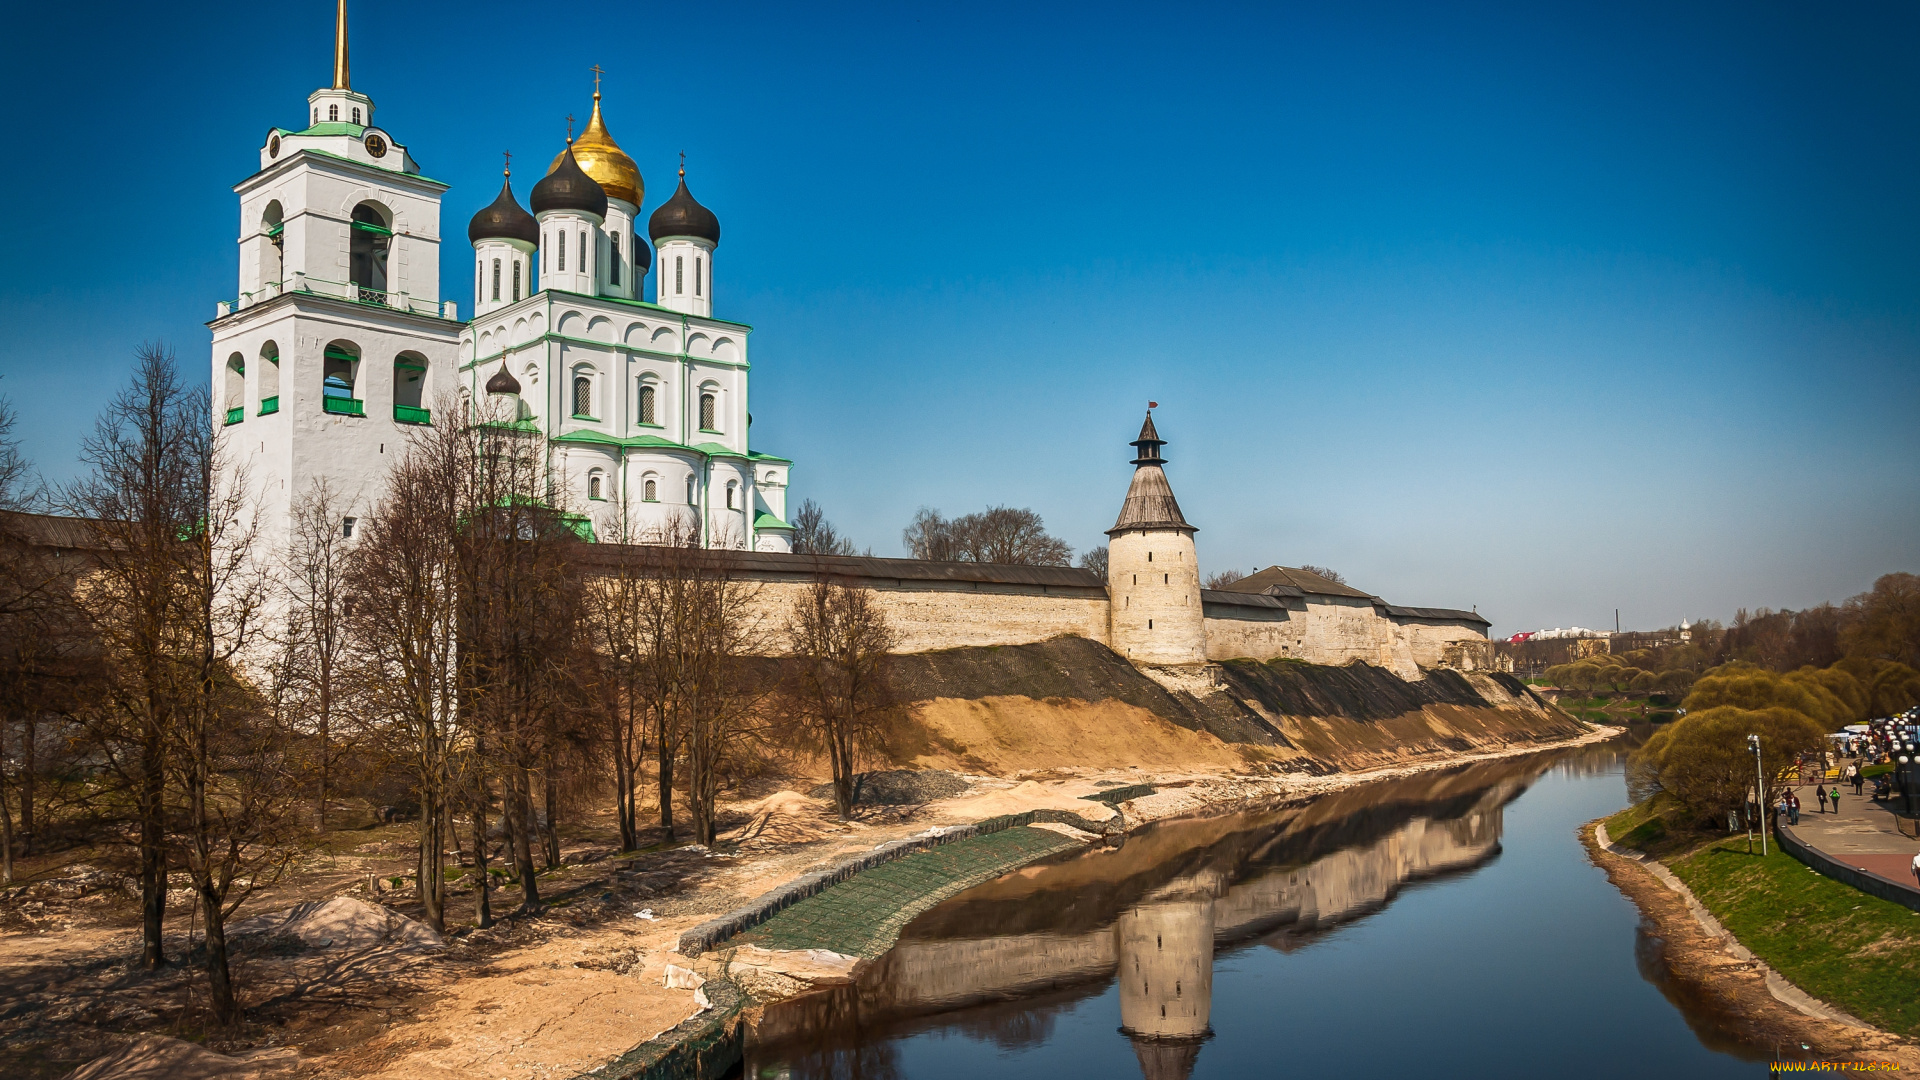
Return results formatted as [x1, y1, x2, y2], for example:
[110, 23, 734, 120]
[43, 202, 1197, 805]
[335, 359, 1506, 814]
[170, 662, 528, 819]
[1116, 880, 1216, 1040]
[1216, 800, 1502, 940]
[1117, 877, 1217, 1080]
[754, 776, 1522, 1067]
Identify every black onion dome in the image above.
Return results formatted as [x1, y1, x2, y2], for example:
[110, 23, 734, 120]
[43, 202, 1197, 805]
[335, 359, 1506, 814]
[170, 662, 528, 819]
[468, 176, 539, 246]
[530, 145, 608, 219]
[633, 235, 653, 274]
[648, 175, 720, 246]
[485, 362, 521, 396]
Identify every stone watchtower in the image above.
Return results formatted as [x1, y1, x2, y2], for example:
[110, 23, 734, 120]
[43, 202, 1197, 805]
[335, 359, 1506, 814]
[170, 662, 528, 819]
[1107, 411, 1207, 664]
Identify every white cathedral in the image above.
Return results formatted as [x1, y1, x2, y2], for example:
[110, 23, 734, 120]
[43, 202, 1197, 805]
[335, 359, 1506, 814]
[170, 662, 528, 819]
[210, 1, 793, 553]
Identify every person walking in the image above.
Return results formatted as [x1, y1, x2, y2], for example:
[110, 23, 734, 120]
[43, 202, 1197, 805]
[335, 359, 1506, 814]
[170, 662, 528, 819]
[1855, 766, 1865, 796]
[1830, 785, 1842, 815]
[1817, 785, 1830, 813]
[1788, 789, 1800, 825]
[1911, 851, 1920, 891]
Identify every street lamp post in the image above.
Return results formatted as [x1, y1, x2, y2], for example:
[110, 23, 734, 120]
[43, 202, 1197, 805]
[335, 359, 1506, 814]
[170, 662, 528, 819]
[1748, 734, 1767, 856]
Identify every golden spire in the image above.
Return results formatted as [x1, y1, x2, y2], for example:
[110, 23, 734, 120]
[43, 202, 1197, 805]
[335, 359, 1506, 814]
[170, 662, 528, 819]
[550, 68, 643, 206]
[332, 0, 351, 90]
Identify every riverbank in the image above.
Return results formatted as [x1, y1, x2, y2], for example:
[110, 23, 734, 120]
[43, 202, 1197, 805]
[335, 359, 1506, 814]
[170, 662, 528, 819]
[581, 724, 1620, 1079]
[3, 725, 1609, 1080]
[1585, 819, 1920, 1068]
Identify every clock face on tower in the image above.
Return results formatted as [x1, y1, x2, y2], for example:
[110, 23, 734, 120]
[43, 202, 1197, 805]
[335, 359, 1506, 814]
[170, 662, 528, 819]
[268, 133, 281, 158]
[364, 132, 388, 158]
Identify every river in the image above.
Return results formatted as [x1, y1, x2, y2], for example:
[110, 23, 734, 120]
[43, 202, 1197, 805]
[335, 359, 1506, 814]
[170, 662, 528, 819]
[748, 742, 1779, 1079]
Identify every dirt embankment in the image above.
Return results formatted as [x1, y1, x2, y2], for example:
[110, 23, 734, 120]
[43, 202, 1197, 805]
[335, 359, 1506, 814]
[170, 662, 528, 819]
[876, 637, 1581, 775]
[1582, 823, 1919, 1065]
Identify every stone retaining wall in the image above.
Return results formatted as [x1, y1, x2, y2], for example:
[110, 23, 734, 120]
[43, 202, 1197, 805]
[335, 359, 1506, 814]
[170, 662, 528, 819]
[1777, 823, 1920, 913]
[676, 808, 1116, 957]
[574, 977, 748, 1080]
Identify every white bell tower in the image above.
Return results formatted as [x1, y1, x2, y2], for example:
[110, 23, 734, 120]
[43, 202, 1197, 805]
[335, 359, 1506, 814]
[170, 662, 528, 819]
[210, 0, 461, 575]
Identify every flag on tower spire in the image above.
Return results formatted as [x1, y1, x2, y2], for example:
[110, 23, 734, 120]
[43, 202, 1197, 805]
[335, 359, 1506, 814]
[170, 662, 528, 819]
[332, 0, 351, 90]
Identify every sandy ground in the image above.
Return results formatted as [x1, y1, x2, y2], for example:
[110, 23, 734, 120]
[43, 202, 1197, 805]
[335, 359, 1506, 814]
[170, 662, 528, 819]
[1, 721, 1613, 1080]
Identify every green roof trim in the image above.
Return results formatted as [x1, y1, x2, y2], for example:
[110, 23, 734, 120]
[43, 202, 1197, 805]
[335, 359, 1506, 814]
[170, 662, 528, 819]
[561, 513, 597, 543]
[754, 511, 793, 531]
[295, 121, 369, 137]
[550, 429, 627, 447]
[542, 289, 755, 332]
[747, 451, 793, 464]
[278, 148, 448, 188]
[549, 431, 748, 457]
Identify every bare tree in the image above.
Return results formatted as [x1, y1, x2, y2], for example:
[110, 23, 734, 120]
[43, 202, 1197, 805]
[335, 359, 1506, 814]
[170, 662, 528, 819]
[790, 499, 855, 556]
[1077, 545, 1108, 579]
[1299, 565, 1345, 585]
[785, 579, 899, 820]
[0, 390, 53, 883]
[902, 508, 961, 562]
[343, 397, 474, 933]
[170, 421, 292, 1025]
[62, 344, 206, 970]
[457, 416, 582, 913]
[679, 550, 768, 846]
[0, 387, 33, 513]
[1204, 568, 1244, 589]
[579, 508, 674, 852]
[904, 506, 1072, 566]
[277, 480, 356, 829]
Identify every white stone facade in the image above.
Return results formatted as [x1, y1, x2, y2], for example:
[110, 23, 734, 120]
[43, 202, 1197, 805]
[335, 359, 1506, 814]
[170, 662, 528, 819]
[212, 15, 794, 566]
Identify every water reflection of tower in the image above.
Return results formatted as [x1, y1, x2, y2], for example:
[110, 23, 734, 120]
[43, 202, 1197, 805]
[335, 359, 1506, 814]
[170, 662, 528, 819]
[1115, 876, 1217, 1080]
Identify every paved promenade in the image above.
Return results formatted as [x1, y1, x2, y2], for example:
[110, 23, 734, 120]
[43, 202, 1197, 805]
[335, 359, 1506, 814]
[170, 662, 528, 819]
[1782, 780, 1920, 896]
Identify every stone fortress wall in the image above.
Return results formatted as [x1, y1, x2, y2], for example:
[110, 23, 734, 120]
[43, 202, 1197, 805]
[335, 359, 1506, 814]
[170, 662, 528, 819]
[572, 547, 1492, 677]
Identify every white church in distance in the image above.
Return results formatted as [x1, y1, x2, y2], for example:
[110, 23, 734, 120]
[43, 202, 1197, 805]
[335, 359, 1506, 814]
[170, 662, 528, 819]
[209, 1, 793, 552]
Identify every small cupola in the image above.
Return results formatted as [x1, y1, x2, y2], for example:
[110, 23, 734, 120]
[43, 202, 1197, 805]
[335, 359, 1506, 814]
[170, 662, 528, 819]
[531, 144, 608, 219]
[468, 173, 539, 247]
[648, 165, 721, 246]
[485, 362, 521, 396]
[650, 159, 720, 316]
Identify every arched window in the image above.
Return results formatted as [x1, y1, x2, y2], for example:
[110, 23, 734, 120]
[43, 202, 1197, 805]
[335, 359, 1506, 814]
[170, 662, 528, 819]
[512, 258, 522, 300]
[588, 472, 604, 500]
[260, 202, 283, 285]
[312, 108, 318, 125]
[349, 203, 390, 293]
[675, 255, 683, 295]
[687, 476, 696, 505]
[573, 375, 592, 418]
[329, 104, 339, 122]
[394, 354, 428, 423]
[695, 255, 703, 298]
[638, 383, 656, 425]
[609, 233, 621, 286]
[322, 342, 361, 415]
[224, 355, 245, 423]
[351, 106, 361, 125]
[490, 259, 500, 301]
[643, 477, 658, 502]
[259, 342, 281, 414]
[725, 481, 737, 510]
[579, 231, 588, 276]
[557, 231, 566, 272]
[699, 392, 716, 431]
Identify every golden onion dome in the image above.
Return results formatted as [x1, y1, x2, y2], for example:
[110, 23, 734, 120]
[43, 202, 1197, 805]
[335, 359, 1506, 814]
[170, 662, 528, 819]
[551, 92, 642, 207]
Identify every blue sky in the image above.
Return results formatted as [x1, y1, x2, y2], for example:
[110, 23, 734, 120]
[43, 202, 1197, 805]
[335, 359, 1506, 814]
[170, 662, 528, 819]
[2, 0, 1916, 636]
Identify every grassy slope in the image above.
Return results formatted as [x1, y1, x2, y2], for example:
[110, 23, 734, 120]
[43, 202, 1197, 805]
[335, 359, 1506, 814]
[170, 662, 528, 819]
[1664, 837, 1920, 1037]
